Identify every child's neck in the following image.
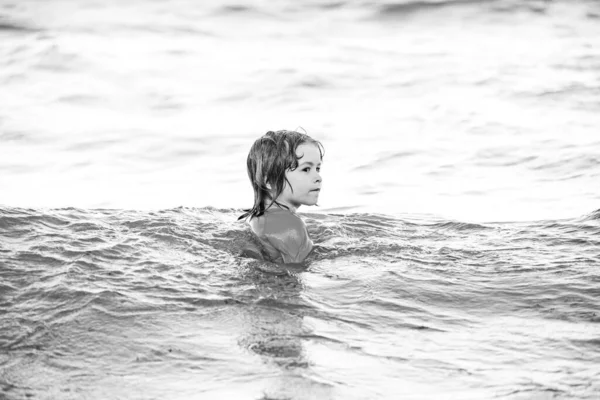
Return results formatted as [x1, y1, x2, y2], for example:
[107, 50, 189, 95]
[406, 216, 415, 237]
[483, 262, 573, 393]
[266, 200, 299, 213]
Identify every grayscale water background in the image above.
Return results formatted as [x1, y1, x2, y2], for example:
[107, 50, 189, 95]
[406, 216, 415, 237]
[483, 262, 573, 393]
[1, 0, 599, 399]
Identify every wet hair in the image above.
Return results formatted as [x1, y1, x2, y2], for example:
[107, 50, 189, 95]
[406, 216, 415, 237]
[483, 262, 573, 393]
[238, 130, 324, 221]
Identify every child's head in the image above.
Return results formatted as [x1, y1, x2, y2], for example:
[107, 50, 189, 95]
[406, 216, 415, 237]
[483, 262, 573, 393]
[239, 130, 324, 220]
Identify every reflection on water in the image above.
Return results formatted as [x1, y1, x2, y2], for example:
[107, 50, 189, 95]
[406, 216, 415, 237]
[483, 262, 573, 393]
[235, 259, 342, 399]
[238, 265, 308, 368]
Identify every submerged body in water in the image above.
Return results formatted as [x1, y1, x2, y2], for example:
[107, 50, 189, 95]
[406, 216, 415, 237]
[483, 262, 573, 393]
[247, 206, 314, 264]
[1, 206, 599, 399]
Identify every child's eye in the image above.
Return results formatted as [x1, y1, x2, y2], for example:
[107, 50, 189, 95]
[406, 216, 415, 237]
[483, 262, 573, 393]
[302, 167, 310, 172]
[316, 167, 321, 172]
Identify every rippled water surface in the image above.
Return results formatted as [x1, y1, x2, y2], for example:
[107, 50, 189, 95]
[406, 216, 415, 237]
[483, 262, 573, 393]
[1, 206, 599, 399]
[1, 0, 600, 399]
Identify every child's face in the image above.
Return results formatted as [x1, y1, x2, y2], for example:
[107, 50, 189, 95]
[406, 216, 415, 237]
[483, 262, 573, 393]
[275, 142, 322, 211]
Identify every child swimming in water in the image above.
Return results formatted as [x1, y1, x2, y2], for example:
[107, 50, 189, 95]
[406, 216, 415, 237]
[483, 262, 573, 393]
[239, 130, 324, 264]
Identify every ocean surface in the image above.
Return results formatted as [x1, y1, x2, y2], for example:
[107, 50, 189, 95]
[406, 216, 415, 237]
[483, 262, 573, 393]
[1, 0, 600, 399]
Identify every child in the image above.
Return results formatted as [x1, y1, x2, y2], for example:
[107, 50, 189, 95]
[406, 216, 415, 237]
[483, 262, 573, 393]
[239, 130, 324, 264]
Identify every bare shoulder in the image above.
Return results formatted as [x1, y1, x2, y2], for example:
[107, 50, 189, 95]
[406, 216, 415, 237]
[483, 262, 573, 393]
[249, 209, 304, 234]
[263, 208, 306, 234]
[248, 208, 312, 264]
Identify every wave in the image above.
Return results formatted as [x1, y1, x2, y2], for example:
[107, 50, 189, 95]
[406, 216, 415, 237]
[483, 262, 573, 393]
[0, 17, 37, 33]
[376, 0, 495, 16]
[1, 205, 598, 240]
[2, 206, 598, 276]
[369, 0, 599, 19]
[579, 208, 600, 222]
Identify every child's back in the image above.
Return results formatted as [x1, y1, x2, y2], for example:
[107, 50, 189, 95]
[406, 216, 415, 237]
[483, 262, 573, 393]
[249, 206, 313, 264]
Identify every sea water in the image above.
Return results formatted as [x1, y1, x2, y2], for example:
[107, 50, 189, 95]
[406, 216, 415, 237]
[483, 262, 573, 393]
[1, 0, 600, 399]
[1, 206, 599, 399]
